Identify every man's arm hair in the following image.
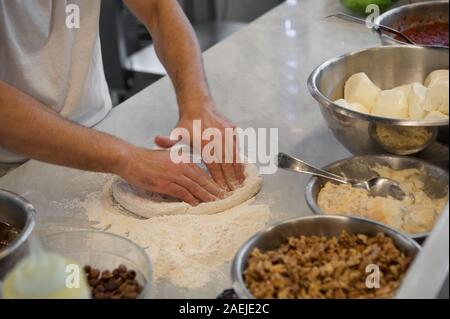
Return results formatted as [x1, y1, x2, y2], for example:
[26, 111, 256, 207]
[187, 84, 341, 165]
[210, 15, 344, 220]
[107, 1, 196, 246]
[0, 80, 130, 174]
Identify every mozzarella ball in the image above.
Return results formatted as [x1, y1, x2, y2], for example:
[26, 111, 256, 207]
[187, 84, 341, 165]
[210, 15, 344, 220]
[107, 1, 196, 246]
[347, 102, 370, 114]
[408, 83, 428, 120]
[334, 99, 350, 108]
[422, 81, 449, 115]
[424, 111, 449, 121]
[372, 89, 409, 119]
[393, 84, 412, 97]
[344, 72, 381, 111]
[424, 69, 449, 87]
[334, 99, 369, 114]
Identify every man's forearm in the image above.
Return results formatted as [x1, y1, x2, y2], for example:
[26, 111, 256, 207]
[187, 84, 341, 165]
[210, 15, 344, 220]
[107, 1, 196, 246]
[124, 0, 212, 116]
[0, 81, 129, 174]
[124, 0, 243, 189]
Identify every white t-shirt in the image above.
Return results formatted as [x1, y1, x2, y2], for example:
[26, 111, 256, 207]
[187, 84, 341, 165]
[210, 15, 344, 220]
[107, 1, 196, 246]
[0, 0, 112, 163]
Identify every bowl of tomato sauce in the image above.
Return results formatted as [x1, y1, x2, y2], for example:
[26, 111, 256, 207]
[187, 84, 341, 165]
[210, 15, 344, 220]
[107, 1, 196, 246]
[375, 1, 449, 47]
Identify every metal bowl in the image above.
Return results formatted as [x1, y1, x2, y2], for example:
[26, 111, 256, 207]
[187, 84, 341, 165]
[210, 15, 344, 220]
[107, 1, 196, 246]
[0, 189, 36, 279]
[375, 1, 449, 46]
[231, 215, 422, 299]
[305, 155, 449, 241]
[307, 45, 449, 164]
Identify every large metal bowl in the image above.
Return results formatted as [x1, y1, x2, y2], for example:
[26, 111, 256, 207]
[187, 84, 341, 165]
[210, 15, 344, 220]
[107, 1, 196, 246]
[0, 189, 36, 279]
[231, 215, 422, 299]
[307, 45, 449, 166]
[305, 155, 449, 241]
[375, 1, 449, 46]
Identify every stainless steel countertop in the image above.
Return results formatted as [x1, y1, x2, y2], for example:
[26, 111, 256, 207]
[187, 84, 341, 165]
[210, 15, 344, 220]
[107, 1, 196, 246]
[0, 0, 417, 298]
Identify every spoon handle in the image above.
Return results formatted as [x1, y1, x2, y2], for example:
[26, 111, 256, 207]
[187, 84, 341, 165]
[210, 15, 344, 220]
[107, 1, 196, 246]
[326, 13, 416, 45]
[277, 153, 349, 185]
[326, 13, 368, 26]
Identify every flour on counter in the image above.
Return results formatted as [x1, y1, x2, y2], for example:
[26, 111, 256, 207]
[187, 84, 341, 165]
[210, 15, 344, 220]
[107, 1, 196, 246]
[76, 178, 271, 289]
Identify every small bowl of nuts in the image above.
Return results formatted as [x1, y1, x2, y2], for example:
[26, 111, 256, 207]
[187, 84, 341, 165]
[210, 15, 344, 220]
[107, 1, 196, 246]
[231, 215, 421, 299]
[42, 230, 152, 299]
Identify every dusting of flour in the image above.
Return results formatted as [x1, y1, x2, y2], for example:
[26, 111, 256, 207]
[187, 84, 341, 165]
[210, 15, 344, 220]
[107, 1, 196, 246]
[79, 178, 270, 289]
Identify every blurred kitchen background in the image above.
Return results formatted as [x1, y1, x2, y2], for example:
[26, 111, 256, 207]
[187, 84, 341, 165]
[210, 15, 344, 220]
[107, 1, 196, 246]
[100, 0, 285, 105]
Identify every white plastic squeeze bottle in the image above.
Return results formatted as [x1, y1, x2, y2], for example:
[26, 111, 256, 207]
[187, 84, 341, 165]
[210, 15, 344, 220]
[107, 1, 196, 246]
[2, 236, 90, 299]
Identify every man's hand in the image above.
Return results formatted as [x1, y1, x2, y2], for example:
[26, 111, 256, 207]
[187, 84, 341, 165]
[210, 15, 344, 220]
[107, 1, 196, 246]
[124, 0, 245, 191]
[117, 147, 225, 206]
[155, 105, 245, 191]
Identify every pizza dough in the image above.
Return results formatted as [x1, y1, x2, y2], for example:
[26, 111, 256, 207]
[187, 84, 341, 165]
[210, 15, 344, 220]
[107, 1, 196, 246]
[112, 163, 262, 218]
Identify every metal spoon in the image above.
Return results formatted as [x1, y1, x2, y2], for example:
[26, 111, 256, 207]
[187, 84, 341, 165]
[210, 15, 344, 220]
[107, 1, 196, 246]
[277, 153, 407, 200]
[326, 12, 417, 45]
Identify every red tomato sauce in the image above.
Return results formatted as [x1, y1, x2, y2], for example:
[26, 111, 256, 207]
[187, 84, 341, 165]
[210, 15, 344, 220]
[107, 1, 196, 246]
[398, 22, 449, 46]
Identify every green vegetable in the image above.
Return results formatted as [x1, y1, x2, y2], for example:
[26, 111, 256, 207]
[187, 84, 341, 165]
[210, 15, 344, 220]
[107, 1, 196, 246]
[340, 0, 396, 15]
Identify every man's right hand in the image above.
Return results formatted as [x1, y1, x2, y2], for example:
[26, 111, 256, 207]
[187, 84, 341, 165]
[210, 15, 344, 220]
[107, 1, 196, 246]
[116, 147, 226, 206]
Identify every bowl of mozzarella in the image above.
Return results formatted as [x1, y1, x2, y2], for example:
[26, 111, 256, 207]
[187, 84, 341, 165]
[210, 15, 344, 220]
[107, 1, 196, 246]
[308, 45, 448, 158]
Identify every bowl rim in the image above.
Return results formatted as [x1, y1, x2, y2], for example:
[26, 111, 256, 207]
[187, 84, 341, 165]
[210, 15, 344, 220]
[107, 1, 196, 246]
[231, 214, 422, 299]
[304, 154, 449, 240]
[307, 45, 449, 127]
[42, 229, 153, 299]
[374, 0, 449, 47]
[0, 189, 36, 260]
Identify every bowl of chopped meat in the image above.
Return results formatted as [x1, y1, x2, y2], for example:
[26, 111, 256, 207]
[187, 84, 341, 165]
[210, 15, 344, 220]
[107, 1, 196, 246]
[231, 215, 421, 299]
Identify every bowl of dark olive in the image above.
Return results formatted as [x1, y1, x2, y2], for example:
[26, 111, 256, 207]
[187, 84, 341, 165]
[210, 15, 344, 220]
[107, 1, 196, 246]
[0, 189, 36, 279]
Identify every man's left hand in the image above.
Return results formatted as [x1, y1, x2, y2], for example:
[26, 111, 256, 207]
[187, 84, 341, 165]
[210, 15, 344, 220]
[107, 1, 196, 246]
[155, 104, 245, 191]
